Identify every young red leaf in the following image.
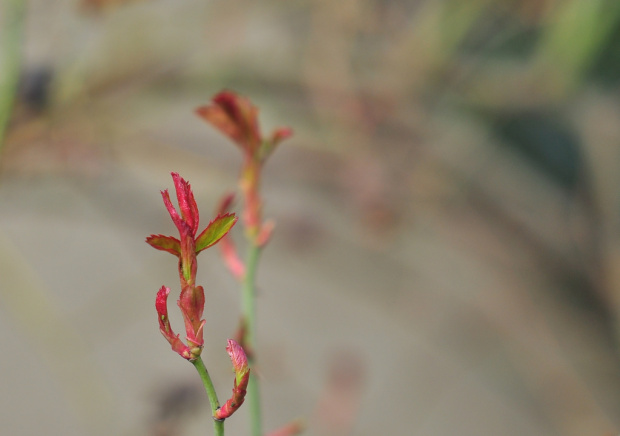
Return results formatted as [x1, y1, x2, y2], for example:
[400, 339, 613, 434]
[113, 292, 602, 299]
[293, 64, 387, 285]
[216, 192, 236, 216]
[226, 339, 249, 383]
[260, 127, 293, 161]
[256, 220, 275, 247]
[270, 127, 293, 146]
[214, 339, 250, 420]
[214, 193, 246, 279]
[220, 235, 245, 280]
[161, 189, 191, 237]
[156, 286, 192, 359]
[195, 213, 238, 254]
[214, 370, 250, 420]
[178, 285, 205, 348]
[195, 91, 261, 153]
[146, 234, 181, 257]
[171, 172, 200, 235]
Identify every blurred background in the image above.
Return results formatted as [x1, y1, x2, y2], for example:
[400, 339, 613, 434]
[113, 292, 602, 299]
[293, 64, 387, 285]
[1, 0, 620, 435]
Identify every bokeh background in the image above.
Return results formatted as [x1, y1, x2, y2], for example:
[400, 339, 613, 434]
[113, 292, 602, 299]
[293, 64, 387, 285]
[1, 0, 620, 435]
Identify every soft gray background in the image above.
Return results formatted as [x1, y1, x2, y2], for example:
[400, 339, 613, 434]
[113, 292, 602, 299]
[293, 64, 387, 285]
[1, 1, 620, 435]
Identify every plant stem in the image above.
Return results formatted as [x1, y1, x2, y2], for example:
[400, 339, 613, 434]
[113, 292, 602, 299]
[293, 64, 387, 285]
[242, 242, 262, 436]
[0, 0, 26, 156]
[192, 356, 225, 436]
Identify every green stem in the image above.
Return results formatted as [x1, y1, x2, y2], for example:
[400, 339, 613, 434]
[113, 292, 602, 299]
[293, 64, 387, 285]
[0, 0, 26, 156]
[192, 356, 225, 436]
[242, 243, 260, 348]
[246, 372, 261, 436]
[242, 242, 262, 436]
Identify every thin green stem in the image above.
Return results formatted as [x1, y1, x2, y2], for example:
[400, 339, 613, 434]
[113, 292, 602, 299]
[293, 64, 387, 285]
[242, 243, 260, 348]
[242, 242, 262, 436]
[246, 372, 262, 436]
[0, 0, 26, 156]
[192, 356, 225, 436]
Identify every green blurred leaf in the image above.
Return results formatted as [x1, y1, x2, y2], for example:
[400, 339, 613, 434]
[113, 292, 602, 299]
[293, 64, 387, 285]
[195, 213, 237, 254]
[536, 0, 620, 90]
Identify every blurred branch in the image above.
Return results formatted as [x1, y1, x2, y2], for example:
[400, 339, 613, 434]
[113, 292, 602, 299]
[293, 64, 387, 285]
[0, 0, 26, 156]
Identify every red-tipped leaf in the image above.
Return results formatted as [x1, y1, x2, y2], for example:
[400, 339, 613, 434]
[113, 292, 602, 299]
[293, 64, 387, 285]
[161, 189, 189, 237]
[226, 339, 249, 383]
[156, 286, 191, 359]
[146, 234, 181, 257]
[178, 285, 205, 348]
[260, 127, 293, 161]
[214, 370, 250, 420]
[213, 339, 250, 420]
[195, 91, 261, 153]
[195, 213, 238, 254]
[214, 194, 245, 279]
[171, 172, 199, 235]
[270, 127, 293, 146]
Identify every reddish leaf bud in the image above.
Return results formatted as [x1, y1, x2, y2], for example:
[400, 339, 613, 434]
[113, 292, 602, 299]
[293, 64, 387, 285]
[215, 193, 245, 280]
[171, 172, 199, 236]
[270, 127, 293, 146]
[145, 234, 181, 257]
[159, 173, 203, 285]
[156, 286, 192, 359]
[196, 91, 261, 154]
[226, 339, 249, 384]
[213, 339, 251, 420]
[197, 90, 293, 166]
[148, 173, 238, 361]
[213, 370, 250, 420]
[260, 127, 293, 161]
[256, 220, 275, 247]
[161, 188, 190, 238]
[178, 285, 206, 351]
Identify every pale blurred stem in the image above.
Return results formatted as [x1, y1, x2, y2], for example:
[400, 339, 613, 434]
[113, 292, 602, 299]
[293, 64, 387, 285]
[0, 0, 26, 156]
[192, 356, 225, 436]
[242, 241, 262, 436]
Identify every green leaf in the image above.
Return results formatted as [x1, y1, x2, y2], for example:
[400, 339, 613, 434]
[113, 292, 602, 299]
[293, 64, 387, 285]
[195, 213, 237, 254]
[146, 234, 181, 257]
